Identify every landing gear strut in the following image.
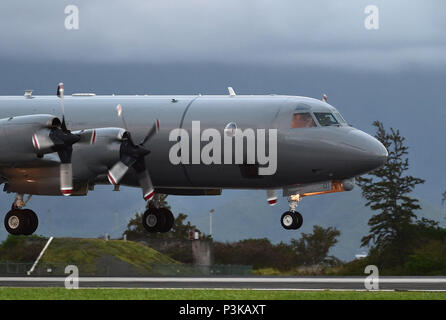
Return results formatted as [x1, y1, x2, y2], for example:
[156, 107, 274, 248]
[4, 194, 38, 235]
[280, 194, 303, 230]
[142, 196, 174, 233]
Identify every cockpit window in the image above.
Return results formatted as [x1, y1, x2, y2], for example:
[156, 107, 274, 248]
[313, 112, 339, 126]
[291, 112, 317, 128]
[333, 112, 347, 125]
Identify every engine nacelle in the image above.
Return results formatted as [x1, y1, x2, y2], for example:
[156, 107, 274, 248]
[3, 167, 89, 196]
[2, 127, 125, 195]
[0, 114, 60, 164]
[71, 127, 125, 181]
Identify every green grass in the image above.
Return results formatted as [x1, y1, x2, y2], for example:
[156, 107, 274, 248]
[0, 288, 445, 300]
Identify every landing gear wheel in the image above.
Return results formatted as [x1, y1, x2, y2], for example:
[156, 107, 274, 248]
[4, 209, 27, 235]
[280, 211, 303, 230]
[142, 208, 166, 233]
[22, 209, 38, 236]
[158, 208, 174, 233]
[281, 211, 295, 230]
[293, 211, 303, 229]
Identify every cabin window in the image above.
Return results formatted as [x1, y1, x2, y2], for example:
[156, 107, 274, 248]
[313, 112, 339, 126]
[291, 112, 317, 128]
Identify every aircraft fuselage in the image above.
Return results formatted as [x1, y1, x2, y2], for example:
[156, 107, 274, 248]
[0, 94, 387, 195]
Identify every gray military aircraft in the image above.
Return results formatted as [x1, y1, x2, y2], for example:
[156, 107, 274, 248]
[0, 84, 387, 236]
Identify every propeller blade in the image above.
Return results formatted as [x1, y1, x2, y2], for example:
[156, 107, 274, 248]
[57, 83, 68, 131]
[51, 129, 79, 196]
[132, 158, 155, 201]
[138, 169, 155, 201]
[107, 161, 131, 186]
[57, 143, 74, 196]
[111, 104, 158, 196]
[140, 119, 160, 145]
[60, 163, 73, 196]
[57, 82, 64, 99]
[266, 190, 277, 206]
[32, 131, 54, 152]
[116, 104, 129, 131]
[41, 83, 94, 196]
[61, 118, 68, 132]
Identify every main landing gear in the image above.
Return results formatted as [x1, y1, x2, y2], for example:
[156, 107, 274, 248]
[280, 194, 303, 230]
[4, 194, 38, 236]
[142, 196, 175, 233]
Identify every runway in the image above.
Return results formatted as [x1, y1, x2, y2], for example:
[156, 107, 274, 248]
[1, 276, 446, 291]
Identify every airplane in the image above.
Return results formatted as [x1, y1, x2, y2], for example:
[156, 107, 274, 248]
[0, 84, 388, 236]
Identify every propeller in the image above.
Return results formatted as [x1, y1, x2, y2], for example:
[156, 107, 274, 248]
[108, 104, 160, 201]
[53, 83, 82, 195]
[32, 83, 95, 196]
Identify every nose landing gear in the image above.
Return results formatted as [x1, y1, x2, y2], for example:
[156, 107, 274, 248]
[281, 211, 303, 230]
[280, 194, 303, 230]
[4, 194, 38, 235]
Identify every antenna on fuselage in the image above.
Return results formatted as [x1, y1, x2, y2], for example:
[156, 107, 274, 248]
[228, 87, 236, 96]
[322, 94, 328, 102]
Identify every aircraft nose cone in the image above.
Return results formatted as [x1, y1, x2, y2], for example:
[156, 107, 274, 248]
[364, 138, 388, 170]
[347, 130, 388, 173]
[369, 137, 388, 166]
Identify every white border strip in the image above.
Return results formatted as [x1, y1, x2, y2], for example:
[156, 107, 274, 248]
[1, 277, 446, 284]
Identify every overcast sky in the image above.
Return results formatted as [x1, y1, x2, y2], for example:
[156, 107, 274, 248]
[0, 1, 445, 71]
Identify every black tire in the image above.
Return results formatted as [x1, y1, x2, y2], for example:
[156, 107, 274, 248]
[293, 211, 303, 230]
[280, 211, 295, 230]
[158, 208, 174, 233]
[280, 211, 304, 230]
[4, 209, 27, 235]
[142, 208, 166, 233]
[22, 209, 38, 235]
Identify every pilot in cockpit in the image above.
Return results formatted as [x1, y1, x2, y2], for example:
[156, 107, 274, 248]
[291, 112, 317, 128]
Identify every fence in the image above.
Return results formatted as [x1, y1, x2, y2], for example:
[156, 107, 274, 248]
[0, 262, 252, 276]
[151, 264, 253, 276]
[0, 262, 108, 276]
[0, 262, 33, 275]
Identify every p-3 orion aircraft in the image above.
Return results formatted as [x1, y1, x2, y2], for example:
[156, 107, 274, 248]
[0, 84, 387, 236]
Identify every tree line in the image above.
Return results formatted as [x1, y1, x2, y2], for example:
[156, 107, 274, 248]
[341, 121, 446, 275]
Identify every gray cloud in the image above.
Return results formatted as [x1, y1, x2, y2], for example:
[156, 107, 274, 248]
[0, 0, 444, 70]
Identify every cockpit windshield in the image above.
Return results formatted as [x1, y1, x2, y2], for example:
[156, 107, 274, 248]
[313, 112, 339, 126]
[291, 112, 317, 128]
[333, 112, 347, 125]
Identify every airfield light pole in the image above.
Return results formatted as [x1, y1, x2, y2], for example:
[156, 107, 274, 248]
[209, 209, 214, 237]
[47, 209, 51, 235]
